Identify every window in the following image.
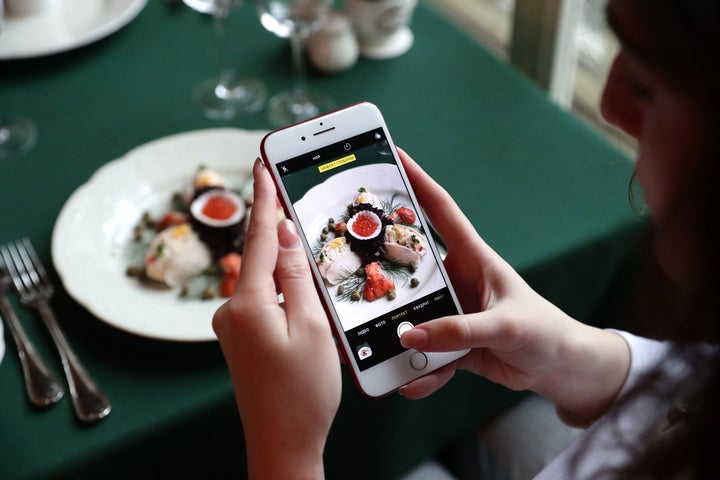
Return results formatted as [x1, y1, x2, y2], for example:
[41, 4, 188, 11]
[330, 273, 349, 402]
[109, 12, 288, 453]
[428, 0, 636, 157]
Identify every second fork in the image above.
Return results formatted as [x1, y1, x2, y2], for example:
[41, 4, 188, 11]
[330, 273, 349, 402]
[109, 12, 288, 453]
[0, 239, 112, 423]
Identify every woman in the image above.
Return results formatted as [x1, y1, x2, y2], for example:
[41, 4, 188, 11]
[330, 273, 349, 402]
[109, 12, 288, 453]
[212, 0, 720, 477]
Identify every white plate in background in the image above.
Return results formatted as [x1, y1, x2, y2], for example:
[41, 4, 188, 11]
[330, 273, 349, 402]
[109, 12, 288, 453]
[0, 0, 147, 60]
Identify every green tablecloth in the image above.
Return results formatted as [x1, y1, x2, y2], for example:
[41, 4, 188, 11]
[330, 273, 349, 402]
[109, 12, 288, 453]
[0, 1, 641, 478]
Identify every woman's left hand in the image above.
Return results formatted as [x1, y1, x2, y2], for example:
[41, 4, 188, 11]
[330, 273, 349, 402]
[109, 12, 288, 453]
[213, 158, 341, 479]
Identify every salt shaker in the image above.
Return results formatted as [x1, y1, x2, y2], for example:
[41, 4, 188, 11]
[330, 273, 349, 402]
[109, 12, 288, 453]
[306, 12, 360, 74]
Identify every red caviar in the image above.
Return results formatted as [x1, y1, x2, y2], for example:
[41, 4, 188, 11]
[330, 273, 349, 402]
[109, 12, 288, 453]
[352, 213, 379, 237]
[202, 195, 237, 220]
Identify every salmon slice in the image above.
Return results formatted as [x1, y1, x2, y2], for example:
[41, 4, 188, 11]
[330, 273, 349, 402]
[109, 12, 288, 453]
[363, 262, 395, 301]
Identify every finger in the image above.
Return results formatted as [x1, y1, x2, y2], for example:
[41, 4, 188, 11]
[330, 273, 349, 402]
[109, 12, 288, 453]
[398, 148, 480, 250]
[398, 361, 458, 399]
[274, 218, 326, 324]
[400, 312, 522, 353]
[234, 159, 281, 302]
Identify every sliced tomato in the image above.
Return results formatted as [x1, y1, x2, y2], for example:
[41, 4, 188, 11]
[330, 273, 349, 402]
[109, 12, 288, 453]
[157, 211, 188, 232]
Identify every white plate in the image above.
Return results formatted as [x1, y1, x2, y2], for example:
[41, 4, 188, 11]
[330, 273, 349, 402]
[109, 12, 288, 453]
[52, 128, 268, 342]
[294, 164, 447, 332]
[0, 0, 147, 60]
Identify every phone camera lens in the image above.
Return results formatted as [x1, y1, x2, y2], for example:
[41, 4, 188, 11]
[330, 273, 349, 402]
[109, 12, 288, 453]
[301, 136, 306, 141]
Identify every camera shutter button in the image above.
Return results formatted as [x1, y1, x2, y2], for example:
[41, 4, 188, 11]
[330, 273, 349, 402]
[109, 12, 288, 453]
[397, 321, 414, 337]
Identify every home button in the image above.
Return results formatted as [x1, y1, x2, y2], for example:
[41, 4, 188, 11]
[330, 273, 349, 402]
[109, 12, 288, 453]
[409, 351, 428, 371]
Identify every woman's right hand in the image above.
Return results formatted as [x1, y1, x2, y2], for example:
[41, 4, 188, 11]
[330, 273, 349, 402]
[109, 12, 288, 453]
[397, 149, 631, 427]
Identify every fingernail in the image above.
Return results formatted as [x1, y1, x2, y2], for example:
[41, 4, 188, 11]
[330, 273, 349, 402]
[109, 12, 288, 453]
[400, 328, 429, 350]
[278, 219, 300, 248]
[253, 158, 264, 174]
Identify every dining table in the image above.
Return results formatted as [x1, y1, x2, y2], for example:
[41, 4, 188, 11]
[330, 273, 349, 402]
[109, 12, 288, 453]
[0, 1, 645, 479]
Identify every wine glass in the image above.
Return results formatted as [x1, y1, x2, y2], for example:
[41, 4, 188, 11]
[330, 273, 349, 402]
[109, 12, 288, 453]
[0, 6, 37, 160]
[257, 0, 334, 127]
[183, 0, 267, 120]
[0, 116, 37, 160]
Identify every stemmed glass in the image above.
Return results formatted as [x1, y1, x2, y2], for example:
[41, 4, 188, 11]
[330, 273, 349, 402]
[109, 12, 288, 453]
[0, 116, 36, 160]
[0, 8, 37, 159]
[183, 0, 267, 120]
[257, 0, 334, 127]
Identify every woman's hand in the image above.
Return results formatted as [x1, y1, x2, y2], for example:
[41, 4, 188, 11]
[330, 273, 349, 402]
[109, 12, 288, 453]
[397, 149, 630, 427]
[213, 159, 341, 479]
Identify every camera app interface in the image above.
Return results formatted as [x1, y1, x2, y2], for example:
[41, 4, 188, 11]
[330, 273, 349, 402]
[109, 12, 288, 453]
[277, 129, 459, 370]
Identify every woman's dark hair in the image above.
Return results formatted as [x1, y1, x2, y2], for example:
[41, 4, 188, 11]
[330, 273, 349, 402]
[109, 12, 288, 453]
[573, 0, 720, 477]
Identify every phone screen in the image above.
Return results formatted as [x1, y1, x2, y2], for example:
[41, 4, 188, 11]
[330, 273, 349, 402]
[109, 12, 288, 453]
[275, 127, 460, 371]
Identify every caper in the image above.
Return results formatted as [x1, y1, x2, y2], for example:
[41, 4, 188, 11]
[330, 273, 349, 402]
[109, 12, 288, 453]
[386, 289, 397, 301]
[410, 277, 420, 288]
[350, 290, 361, 301]
[328, 217, 335, 224]
[179, 285, 189, 297]
[201, 287, 217, 300]
[126, 266, 143, 277]
[320, 233, 328, 241]
[355, 267, 365, 276]
[133, 226, 144, 241]
[322, 226, 329, 234]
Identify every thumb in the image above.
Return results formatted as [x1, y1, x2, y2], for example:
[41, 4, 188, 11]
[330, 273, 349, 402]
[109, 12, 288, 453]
[400, 311, 516, 352]
[274, 219, 324, 321]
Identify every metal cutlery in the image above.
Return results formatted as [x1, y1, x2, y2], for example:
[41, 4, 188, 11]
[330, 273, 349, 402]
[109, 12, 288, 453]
[0, 267, 64, 407]
[0, 239, 111, 423]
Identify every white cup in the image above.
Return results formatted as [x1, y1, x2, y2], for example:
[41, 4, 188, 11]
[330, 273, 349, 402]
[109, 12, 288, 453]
[345, 0, 418, 59]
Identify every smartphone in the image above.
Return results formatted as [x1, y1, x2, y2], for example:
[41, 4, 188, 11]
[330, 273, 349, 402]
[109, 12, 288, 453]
[261, 102, 468, 397]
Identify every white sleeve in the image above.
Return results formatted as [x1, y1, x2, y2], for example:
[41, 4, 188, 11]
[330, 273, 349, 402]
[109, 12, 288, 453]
[607, 329, 674, 396]
[534, 330, 686, 479]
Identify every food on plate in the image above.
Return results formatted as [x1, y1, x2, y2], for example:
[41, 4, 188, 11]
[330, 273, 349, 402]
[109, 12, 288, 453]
[318, 237, 362, 285]
[127, 166, 250, 299]
[388, 206, 416, 225]
[144, 224, 212, 287]
[363, 261, 395, 301]
[156, 211, 189, 232]
[353, 187, 382, 209]
[313, 186, 428, 303]
[383, 224, 427, 269]
[347, 210, 382, 240]
[190, 188, 247, 259]
[219, 252, 242, 297]
[192, 167, 225, 191]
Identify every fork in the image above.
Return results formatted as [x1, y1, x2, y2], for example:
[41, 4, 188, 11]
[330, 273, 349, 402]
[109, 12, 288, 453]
[0, 239, 112, 423]
[0, 268, 64, 407]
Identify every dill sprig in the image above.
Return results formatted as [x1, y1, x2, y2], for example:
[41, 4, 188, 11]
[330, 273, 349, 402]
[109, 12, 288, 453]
[334, 269, 367, 302]
[379, 260, 413, 286]
[311, 237, 327, 259]
[380, 191, 401, 216]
